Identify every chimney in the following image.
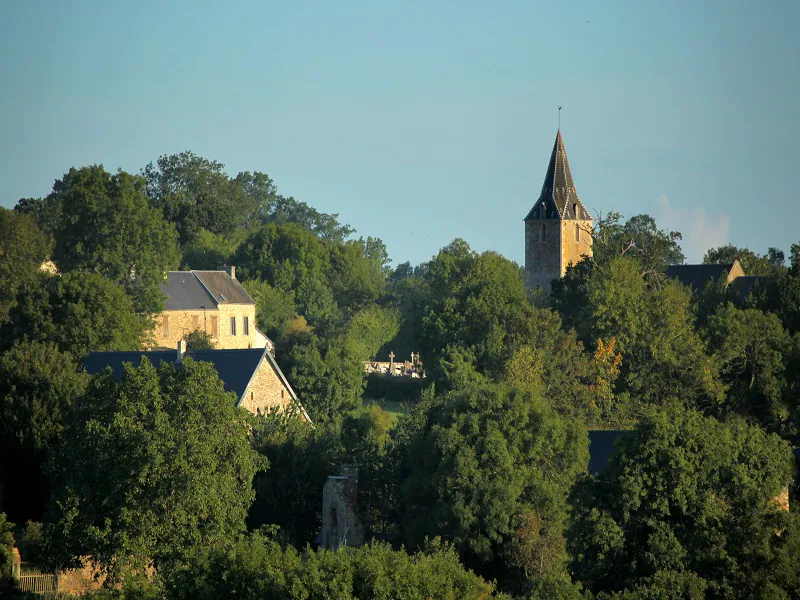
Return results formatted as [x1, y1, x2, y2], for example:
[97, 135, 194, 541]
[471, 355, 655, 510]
[218, 265, 236, 280]
[176, 340, 186, 364]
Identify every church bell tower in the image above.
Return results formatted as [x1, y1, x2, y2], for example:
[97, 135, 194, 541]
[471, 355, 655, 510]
[524, 129, 593, 290]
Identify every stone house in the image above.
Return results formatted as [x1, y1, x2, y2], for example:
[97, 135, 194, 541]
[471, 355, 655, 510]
[152, 266, 273, 352]
[84, 343, 310, 421]
[664, 261, 746, 291]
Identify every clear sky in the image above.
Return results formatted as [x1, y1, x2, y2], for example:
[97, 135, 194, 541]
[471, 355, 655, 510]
[1, 0, 798, 266]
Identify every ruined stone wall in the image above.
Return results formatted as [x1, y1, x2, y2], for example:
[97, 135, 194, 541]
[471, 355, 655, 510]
[319, 475, 364, 549]
[560, 218, 594, 273]
[238, 358, 297, 416]
[525, 219, 562, 290]
[150, 304, 257, 350]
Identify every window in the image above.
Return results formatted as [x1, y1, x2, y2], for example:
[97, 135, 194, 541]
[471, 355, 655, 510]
[573, 203, 578, 218]
[210, 316, 218, 337]
[281, 389, 285, 399]
[243, 316, 249, 336]
[575, 223, 580, 242]
[163, 315, 169, 338]
[230, 316, 236, 336]
[330, 507, 338, 527]
[192, 315, 199, 331]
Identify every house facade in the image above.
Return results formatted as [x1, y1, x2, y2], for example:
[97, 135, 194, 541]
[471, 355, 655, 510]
[152, 266, 271, 351]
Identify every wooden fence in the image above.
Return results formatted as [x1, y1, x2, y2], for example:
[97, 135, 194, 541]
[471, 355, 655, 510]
[17, 571, 58, 594]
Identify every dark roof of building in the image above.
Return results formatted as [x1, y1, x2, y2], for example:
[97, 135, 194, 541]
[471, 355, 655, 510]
[160, 272, 217, 310]
[525, 129, 592, 222]
[84, 348, 265, 400]
[588, 430, 629, 474]
[194, 271, 254, 305]
[159, 270, 254, 310]
[664, 263, 736, 291]
[729, 275, 769, 300]
[84, 348, 313, 423]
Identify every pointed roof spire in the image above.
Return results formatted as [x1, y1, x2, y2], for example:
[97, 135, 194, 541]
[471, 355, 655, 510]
[524, 129, 591, 221]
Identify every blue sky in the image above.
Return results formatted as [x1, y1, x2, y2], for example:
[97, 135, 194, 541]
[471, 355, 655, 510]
[1, 0, 798, 266]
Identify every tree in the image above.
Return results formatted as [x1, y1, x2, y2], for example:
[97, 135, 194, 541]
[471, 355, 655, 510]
[2, 271, 150, 360]
[183, 330, 216, 350]
[265, 195, 354, 242]
[398, 384, 588, 591]
[241, 279, 297, 340]
[590, 212, 684, 275]
[44, 357, 266, 580]
[144, 152, 254, 244]
[163, 535, 504, 600]
[0, 208, 51, 324]
[558, 256, 723, 412]
[49, 165, 180, 313]
[703, 244, 780, 276]
[0, 513, 16, 586]
[704, 304, 791, 430]
[567, 407, 797, 598]
[0, 342, 89, 521]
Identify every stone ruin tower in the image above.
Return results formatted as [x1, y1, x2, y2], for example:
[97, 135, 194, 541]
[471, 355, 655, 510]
[524, 129, 593, 290]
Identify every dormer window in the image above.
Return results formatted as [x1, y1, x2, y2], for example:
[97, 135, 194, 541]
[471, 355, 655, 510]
[573, 203, 578, 218]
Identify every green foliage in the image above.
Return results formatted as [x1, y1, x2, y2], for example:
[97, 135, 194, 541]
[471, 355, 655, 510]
[398, 384, 588, 590]
[557, 256, 723, 412]
[49, 165, 179, 313]
[144, 152, 254, 244]
[44, 357, 266, 580]
[568, 407, 797, 598]
[344, 305, 400, 361]
[281, 334, 366, 423]
[180, 227, 250, 270]
[249, 411, 341, 545]
[241, 279, 298, 339]
[0, 208, 52, 324]
[703, 244, 782, 276]
[591, 212, 685, 274]
[2, 271, 150, 361]
[704, 304, 792, 430]
[183, 329, 216, 350]
[0, 513, 15, 583]
[261, 194, 355, 242]
[164, 535, 504, 600]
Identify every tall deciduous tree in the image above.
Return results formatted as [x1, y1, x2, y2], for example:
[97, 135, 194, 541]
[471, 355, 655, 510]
[398, 384, 588, 591]
[568, 408, 798, 598]
[44, 357, 266, 580]
[0, 208, 51, 324]
[2, 271, 150, 360]
[49, 166, 179, 313]
[0, 341, 88, 521]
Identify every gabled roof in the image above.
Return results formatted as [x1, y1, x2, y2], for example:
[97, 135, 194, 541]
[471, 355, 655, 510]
[160, 270, 254, 310]
[84, 349, 265, 399]
[664, 263, 739, 291]
[525, 129, 592, 222]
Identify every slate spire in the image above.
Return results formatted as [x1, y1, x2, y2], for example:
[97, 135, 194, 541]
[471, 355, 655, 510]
[525, 129, 591, 221]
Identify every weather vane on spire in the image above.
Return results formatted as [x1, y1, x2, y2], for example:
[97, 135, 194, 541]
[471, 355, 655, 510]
[558, 106, 562, 129]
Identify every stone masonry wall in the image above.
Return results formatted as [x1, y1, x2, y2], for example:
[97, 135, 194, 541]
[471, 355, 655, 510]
[151, 304, 257, 350]
[560, 218, 594, 273]
[525, 219, 562, 290]
[238, 358, 298, 416]
[319, 475, 364, 549]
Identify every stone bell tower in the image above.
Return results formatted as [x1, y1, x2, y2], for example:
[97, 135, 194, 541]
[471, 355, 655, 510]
[524, 129, 593, 290]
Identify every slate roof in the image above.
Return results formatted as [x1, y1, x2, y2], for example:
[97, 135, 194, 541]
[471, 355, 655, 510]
[84, 347, 312, 423]
[84, 349, 264, 399]
[160, 270, 254, 310]
[587, 430, 629, 474]
[729, 275, 769, 301]
[525, 129, 592, 222]
[664, 263, 737, 291]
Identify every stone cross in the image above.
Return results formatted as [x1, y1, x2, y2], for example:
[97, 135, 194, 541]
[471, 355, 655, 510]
[388, 351, 395, 375]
